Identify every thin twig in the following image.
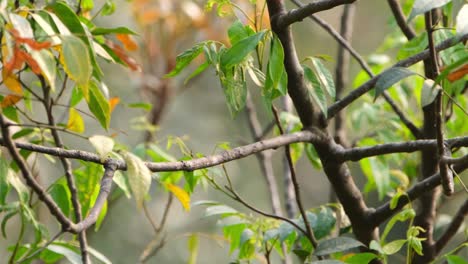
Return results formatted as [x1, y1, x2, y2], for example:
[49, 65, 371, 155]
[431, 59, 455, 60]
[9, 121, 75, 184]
[434, 199, 468, 255]
[386, 0, 416, 40]
[272, 107, 319, 250]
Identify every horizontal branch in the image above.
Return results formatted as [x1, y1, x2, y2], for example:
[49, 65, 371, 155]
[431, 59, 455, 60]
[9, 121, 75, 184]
[278, 0, 357, 28]
[338, 136, 468, 162]
[0, 131, 322, 172]
[327, 33, 468, 119]
[370, 161, 468, 226]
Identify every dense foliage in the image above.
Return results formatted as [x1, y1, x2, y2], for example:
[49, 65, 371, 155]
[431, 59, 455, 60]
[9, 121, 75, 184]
[0, 0, 467, 263]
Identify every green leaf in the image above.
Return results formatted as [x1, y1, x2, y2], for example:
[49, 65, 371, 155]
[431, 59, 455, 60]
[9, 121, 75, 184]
[101, 0, 116, 16]
[447, 254, 468, 264]
[311, 58, 336, 99]
[381, 208, 416, 242]
[220, 66, 247, 116]
[7, 170, 29, 203]
[305, 144, 322, 169]
[86, 82, 111, 129]
[48, 1, 103, 77]
[204, 205, 238, 217]
[456, 5, 468, 36]
[30, 12, 62, 45]
[421, 80, 442, 107]
[184, 61, 210, 84]
[304, 65, 327, 117]
[0, 158, 10, 205]
[220, 30, 266, 68]
[127, 102, 152, 111]
[29, 49, 57, 92]
[310, 261, 345, 264]
[69, 86, 84, 107]
[113, 171, 131, 199]
[227, 20, 253, 45]
[92, 26, 137, 35]
[81, 0, 94, 11]
[314, 237, 364, 256]
[120, 151, 152, 208]
[89, 135, 114, 162]
[187, 234, 199, 264]
[408, 0, 453, 21]
[60, 35, 92, 86]
[267, 34, 287, 96]
[344, 253, 378, 264]
[46, 243, 81, 264]
[374, 67, 417, 101]
[397, 32, 428, 60]
[49, 182, 71, 217]
[165, 42, 205, 77]
[382, 239, 406, 255]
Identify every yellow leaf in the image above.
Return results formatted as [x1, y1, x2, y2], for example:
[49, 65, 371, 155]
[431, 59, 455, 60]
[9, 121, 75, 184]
[165, 183, 190, 211]
[67, 108, 85, 133]
[2, 70, 23, 95]
[1, 95, 22, 108]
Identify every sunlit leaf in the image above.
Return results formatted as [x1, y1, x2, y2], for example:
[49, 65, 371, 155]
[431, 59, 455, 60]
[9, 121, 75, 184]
[1, 95, 22, 108]
[120, 151, 152, 208]
[421, 80, 441, 108]
[7, 170, 29, 203]
[46, 243, 81, 264]
[89, 135, 114, 161]
[303, 65, 327, 117]
[187, 234, 199, 264]
[408, 0, 453, 21]
[382, 239, 406, 255]
[343, 253, 378, 264]
[60, 35, 92, 86]
[456, 5, 468, 36]
[1, 70, 23, 94]
[30, 49, 57, 91]
[113, 171, 131, 198]
[66, 108, 85, 133]
[220, 30, 266, 68]
[310, 57, 336, 98]
[165, 183, 190, 211]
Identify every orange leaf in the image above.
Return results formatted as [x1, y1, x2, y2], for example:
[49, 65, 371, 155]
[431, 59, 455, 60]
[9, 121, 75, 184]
[1, 94, 22, 108]
[116, 34, 138, 51]
[107, 41, 142, 72]
[138, 9, 159, 26]
[109, 97, 120, 113]
[2, 70, 23, 95]
[21, 38, 52, 50]
[447, 64, 468, 82]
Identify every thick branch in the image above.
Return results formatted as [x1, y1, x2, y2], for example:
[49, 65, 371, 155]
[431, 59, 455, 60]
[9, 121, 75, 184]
[0, 115, 75, 230]
[338, 136, 468, 162]
[327, 33, 468, 119]
[387, 0, 416, 40]
[278, 0, 357, 28]
[370, 161, 468, 226]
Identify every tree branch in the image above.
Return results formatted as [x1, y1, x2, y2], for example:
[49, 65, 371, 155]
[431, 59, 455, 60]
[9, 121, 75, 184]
[0, 131, 322, 172]
[434, 199, 468, 255]
[386, 0, 416, 40]
[327, 33, 468, 119]
[370, 161, 468, 226]
[273, 107, 319, 250]
[337, 136, 468, 162]
[290, 0, 422, 138]
[278, 0, 357, 28]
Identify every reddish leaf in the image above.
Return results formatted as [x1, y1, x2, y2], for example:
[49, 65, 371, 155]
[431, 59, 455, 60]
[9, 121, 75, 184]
[106, 40, 141, 72]
[447, 64, 468, 82]
[1, 94, 23, 108]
